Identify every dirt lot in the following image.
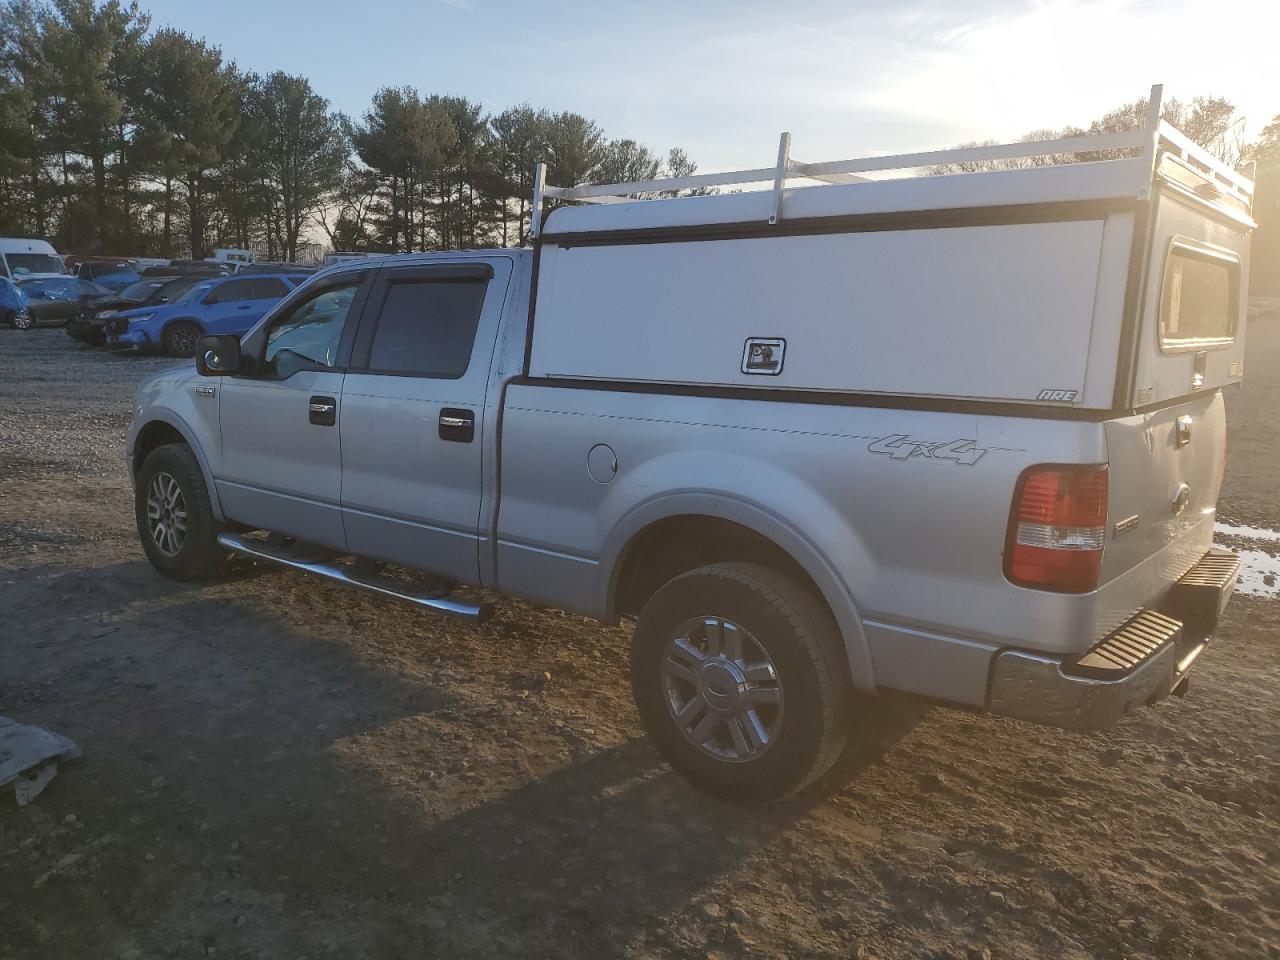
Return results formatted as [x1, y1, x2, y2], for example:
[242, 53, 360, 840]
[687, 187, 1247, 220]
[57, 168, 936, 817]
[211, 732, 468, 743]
[1, 324, 1277, 960]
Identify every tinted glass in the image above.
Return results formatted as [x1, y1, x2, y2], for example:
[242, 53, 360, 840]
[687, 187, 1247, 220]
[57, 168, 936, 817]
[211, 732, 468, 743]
[209, 279, 256, 303]
[119, 280, 165, 299]
[251, 278, 289, 299]
[1160, 247, 1237, 348]
[177, 281, 215, 304]
[263, 284, 359, 378]
[366, 280, 486, 378]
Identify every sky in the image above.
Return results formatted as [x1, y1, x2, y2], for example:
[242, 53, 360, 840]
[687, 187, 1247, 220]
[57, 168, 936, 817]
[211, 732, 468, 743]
[149, 0, 1277, 175]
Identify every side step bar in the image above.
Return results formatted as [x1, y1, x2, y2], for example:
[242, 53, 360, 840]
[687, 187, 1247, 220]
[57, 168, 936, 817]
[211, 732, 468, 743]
[217, 532, 495, 623]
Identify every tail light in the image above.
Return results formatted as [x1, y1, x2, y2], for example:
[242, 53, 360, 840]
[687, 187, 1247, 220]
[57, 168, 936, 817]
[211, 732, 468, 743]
[1005, 465, 1109, 593]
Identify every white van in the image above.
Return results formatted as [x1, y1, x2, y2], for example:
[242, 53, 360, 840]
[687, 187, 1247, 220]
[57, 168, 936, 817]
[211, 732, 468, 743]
[0, 238, 69, 280]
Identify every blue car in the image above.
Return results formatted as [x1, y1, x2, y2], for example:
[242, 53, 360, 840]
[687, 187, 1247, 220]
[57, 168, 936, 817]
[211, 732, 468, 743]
[1, 276, 28, 328]
[105, 273, 307, 357]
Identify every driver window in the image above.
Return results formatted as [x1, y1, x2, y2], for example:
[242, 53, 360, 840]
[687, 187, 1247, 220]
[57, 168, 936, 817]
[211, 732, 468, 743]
[262, 283, 359, 378]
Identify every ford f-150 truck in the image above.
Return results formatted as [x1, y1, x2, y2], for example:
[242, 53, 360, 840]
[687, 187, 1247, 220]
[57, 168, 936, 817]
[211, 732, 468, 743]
[126, 87, 1250, 802]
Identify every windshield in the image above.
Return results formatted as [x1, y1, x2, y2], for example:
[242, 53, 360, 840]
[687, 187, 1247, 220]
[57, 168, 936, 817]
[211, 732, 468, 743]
[6, 253, 67, 277]
[119, 280, 165, 300]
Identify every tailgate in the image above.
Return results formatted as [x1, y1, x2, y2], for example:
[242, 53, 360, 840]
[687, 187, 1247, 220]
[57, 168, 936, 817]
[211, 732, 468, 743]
[1097, 391, 1225, 630]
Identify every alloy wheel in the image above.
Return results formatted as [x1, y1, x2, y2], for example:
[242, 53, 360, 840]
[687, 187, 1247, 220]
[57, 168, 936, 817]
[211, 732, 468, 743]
[661, 616, 784, 763]
[146, 471, 188, 557]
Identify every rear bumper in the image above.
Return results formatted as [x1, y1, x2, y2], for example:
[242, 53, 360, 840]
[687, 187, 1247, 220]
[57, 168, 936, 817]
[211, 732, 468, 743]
[987, 549, 1240, 731]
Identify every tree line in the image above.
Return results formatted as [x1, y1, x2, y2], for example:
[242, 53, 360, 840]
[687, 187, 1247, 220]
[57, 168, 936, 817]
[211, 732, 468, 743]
[0, 0, 700, 260]
[928, 93, 1276, 174]
[2, 1, 1277, 265]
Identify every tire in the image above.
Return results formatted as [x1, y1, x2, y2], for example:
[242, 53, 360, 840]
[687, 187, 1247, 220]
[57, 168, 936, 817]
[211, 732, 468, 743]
[630, 561, 848, 804]
[163, 320, 201, 358]
[11, 309, 33, 330]
[135, 443, 225, 581]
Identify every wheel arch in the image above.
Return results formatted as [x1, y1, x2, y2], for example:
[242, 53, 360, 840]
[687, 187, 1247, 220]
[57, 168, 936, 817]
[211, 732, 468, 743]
[160, 315, 204, 340]
[131, 413, 225, 522]
[599, 495, 876, 692]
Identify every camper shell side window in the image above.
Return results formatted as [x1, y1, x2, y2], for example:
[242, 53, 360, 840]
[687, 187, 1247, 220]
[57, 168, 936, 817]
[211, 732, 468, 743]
[1158, 237, 1240, 353]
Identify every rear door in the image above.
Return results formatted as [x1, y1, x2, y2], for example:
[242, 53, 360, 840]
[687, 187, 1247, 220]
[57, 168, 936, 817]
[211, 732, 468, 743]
[338, 258, 510, 584]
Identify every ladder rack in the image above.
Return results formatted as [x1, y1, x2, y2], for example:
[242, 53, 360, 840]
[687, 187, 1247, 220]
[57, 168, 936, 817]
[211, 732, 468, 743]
[530, 85, 1255, 237]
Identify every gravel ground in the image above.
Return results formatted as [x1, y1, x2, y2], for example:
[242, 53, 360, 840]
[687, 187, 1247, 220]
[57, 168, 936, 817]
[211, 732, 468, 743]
[1, 326, 1277, 960]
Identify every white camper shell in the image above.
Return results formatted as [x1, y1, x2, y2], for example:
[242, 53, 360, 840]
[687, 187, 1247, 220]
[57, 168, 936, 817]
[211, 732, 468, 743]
[529, 85, 1253, 414]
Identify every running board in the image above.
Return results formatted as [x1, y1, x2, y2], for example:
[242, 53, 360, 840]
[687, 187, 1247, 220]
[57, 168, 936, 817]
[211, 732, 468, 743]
[216, 533, 495, 623]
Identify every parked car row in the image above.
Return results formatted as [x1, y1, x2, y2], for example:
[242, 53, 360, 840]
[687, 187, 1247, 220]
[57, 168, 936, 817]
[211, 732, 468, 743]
[99, 272, 311, 356]
[3, 272, 314, 362]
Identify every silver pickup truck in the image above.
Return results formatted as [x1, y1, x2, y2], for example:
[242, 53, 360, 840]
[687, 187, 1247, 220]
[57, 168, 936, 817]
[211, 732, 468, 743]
[127, 91, 1251, 802]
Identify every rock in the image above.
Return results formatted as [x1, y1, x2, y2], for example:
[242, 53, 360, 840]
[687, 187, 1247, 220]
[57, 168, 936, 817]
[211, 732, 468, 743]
[117, 948, 143, 960]
[56, 852, 83, 870]
[988, 891, 1007, 906]
[63, 813, 78, 825]
[699, 902, 724, 920]
[727, 905, 749, 923]
[212, 890, 231, 904]
[32, 870, 53, 889]
[148, 775, 165, 791]
[919, 772, 950, 792]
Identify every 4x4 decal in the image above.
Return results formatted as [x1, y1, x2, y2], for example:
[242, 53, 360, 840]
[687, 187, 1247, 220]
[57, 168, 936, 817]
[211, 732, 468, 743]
[867, 434, 988, 466]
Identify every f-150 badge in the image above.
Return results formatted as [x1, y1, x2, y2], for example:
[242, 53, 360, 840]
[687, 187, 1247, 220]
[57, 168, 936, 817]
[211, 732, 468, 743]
[867, 434, 988, 466]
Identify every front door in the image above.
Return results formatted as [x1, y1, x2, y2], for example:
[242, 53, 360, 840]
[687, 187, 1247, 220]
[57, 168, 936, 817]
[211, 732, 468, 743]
[339, 259, 510, 585]
[213, 274, 371, 551]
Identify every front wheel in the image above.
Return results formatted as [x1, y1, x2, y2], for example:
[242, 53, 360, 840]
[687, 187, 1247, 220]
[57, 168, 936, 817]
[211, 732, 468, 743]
[11, 309, 33, 330]
[135, 443, 225, 580]
[163, 320, 201, 358]
[630, 562, 849, 804]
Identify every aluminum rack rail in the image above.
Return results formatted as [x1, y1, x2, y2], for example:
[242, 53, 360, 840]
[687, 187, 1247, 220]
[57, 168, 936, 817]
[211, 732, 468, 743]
[530, 84, 1255, 237]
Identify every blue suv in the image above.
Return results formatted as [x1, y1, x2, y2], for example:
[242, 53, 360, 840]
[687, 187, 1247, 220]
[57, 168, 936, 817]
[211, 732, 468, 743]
[105, 273, 307, 357]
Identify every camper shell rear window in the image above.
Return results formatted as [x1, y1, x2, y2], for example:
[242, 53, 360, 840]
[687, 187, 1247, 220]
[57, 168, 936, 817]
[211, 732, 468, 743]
[1159, 238, 1239, 352]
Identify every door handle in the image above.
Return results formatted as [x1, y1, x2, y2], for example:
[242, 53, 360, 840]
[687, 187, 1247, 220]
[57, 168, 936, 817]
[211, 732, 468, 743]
[236, 304, 252, 310]
[309, 396, 337, 426]
[439, 407, 474, 442]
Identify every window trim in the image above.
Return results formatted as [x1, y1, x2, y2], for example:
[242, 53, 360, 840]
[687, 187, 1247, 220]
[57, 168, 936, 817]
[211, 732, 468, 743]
[1157, 235, 1240, 354]
[238, 273, 371, 381]
[348, 263, 493, 380]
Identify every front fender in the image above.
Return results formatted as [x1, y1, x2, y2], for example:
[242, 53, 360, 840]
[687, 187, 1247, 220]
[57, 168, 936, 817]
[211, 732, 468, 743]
[596, 489, 877, 693]
[129, 384, 224, 522]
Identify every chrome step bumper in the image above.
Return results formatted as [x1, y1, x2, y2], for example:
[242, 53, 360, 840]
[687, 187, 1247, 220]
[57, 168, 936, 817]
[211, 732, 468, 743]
[217, 533, 495, 623]
[987, 548, 1240, 731]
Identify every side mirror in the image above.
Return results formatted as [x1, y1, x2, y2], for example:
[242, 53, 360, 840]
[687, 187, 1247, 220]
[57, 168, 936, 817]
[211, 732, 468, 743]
[196, 335, 242, 377]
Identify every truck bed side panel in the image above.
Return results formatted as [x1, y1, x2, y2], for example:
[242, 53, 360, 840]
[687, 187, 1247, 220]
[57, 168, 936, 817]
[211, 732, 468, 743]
[496, 384, 1136, 698]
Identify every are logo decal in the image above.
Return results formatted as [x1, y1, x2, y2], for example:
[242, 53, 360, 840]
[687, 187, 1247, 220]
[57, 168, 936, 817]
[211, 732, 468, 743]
[867, 435, 988, 466]
[1037, 388, 1079, 402]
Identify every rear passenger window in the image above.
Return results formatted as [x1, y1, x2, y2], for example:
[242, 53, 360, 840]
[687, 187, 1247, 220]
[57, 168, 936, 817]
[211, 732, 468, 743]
[209, 279, 256, 304]
[366, 280, 486, 378]
[252, 278, 289, 299]
[1160, 239, 1239, 351]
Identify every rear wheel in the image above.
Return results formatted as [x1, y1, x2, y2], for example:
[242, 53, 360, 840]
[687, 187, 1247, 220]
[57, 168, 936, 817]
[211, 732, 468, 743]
[630, 562, 848, 804]
[163, 320, 201, 358]
[135, 443, 225, 580]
